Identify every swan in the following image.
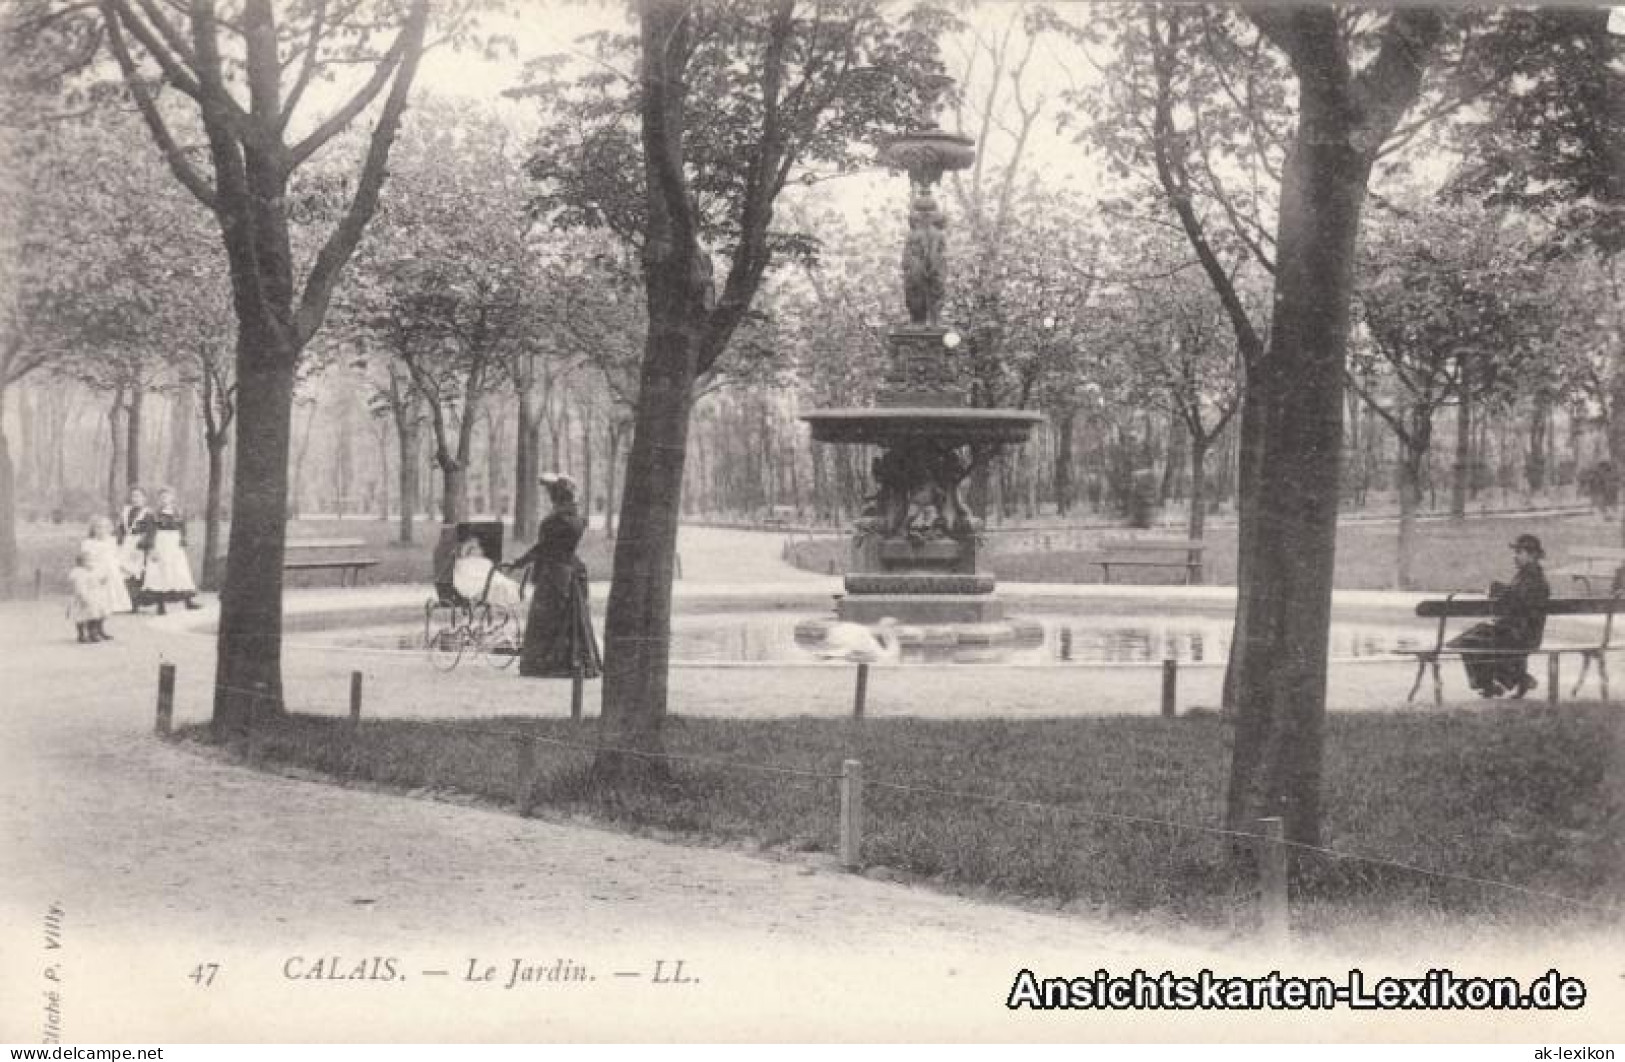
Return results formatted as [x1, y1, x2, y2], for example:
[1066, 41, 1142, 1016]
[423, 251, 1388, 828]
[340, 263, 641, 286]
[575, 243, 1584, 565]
[815, 617, 902, 664]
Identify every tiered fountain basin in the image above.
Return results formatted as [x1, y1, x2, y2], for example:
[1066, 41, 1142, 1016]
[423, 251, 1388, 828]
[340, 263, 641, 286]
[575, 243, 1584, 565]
[802, 405, 1045, 638]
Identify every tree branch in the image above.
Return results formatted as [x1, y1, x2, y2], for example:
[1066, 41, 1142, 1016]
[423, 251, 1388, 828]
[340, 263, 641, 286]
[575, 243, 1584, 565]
[287, 16, 409, 168]
[294, 0, 429, 345]
[98, 1, 217, 208]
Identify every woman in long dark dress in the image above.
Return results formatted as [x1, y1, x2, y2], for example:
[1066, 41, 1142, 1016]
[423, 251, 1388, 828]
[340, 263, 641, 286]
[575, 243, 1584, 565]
[508, 473, 602, 678]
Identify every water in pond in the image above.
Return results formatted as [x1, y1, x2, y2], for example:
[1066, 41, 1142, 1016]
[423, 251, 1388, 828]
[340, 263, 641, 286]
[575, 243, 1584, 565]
[326, 609, 1427, 665]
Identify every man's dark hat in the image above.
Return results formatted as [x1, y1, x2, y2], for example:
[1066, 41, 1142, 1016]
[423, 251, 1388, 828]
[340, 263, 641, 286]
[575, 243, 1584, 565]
[1510, 533, 1544, 557]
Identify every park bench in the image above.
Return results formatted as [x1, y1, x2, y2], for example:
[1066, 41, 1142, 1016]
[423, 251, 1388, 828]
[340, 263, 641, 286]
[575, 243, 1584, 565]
[1397, 590, 1623, 706]
[282, 537, 380, 587]
[1549, 546, 1625, 595]
[1085, 538, 1205, 585]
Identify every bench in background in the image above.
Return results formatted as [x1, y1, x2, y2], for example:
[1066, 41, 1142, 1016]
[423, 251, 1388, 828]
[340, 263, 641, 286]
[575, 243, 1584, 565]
[1085, 538, 1205, 585]
[1550, 546, 1625, 595]
[1397, 591, 1622, 706]
[282, 537, 380, 588]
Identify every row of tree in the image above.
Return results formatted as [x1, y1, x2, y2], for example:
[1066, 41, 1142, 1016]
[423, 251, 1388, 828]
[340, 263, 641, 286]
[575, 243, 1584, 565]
[3, 1, 1620, 854]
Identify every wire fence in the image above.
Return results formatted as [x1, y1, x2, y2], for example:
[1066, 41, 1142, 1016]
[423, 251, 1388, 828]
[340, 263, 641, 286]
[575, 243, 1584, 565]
[153, 663, 1624, 944]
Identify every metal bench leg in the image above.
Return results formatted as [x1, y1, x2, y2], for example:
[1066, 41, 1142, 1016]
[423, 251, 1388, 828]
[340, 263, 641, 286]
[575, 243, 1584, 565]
[1601, 653, 1610, 702]
[1406, 656, 1430, 703]
[1573, 651, 1594, 699]
[1430, 656, 1443, 707]
[1548, 654, 1560, 706]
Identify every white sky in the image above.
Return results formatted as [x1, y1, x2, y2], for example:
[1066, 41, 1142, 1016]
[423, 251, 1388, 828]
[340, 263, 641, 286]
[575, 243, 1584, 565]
[405, 0, 1105, 227]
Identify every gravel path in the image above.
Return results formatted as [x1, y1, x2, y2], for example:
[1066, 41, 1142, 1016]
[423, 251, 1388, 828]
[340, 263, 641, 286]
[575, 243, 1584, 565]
[2, 528, 1618, 1043]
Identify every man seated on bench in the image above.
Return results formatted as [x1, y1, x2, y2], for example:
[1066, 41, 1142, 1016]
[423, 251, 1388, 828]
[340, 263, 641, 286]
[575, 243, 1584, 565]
[1446, 533, 1551, 698]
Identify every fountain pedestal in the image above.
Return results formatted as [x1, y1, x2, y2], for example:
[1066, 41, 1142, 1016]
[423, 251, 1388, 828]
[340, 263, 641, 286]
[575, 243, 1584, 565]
[795, 88, 1047, 655]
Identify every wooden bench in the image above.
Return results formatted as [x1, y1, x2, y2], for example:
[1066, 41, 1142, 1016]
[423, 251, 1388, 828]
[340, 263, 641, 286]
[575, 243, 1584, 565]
[1550, 546, 1625, 595]
[1397, 590, 1623, 706]
[1086, 538, 1205, 585]
[282, 537, 380, 587]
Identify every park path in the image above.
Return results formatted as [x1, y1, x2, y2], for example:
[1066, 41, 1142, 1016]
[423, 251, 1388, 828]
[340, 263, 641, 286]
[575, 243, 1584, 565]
[1, 528, 1617, 1043]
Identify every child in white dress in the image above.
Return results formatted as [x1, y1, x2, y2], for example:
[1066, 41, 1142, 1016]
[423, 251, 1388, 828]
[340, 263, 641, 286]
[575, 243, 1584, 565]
[140, 487, 202, 614]
[67, 549, 109, 643]
[81, 516, 132, 618]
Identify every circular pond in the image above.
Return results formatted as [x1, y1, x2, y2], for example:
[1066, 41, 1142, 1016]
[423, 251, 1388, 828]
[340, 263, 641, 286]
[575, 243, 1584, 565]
[303, 607, 1430, 666]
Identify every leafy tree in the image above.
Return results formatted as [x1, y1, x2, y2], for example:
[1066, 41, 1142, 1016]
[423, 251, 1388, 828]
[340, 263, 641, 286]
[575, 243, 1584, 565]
[1219, 7, 1446, 846]
[1099, 240, 1243, 548]
[0, 102, 167, 588]
[1351, 201, 1552, 587]
[345, 98, 537, 525]
[1073, 3, 1451, 845]
[524, 0, 951, 780]
[40, 0, 474, 730]
[1446, 7, 1625, 257]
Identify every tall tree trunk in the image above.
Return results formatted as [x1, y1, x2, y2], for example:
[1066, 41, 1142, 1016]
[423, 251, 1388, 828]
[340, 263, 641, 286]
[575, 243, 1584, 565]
[606, 418, 623, 538]
[16, 386, 34, 501]
[107, 389, 128, 518]
[1053, 405, 1076, 516]
[486, 408, 505, 522]
[214, 344, 297, 732]
[1224, 126, 1368, 848]
[1187, 435, 1208, 544]
[202, 436, 227, 589]
[1609, 369, 1625, 547]
[438, 461, 467, 524]
[126, 385, 144, 494]
[374, 421, 391, 523]
[515, 392, 541, 542]
[169, 383, 196, 500]
[396, 416, 420, 544]
[599, 343, 693, 781]
[336, 391, 356, 519]
[1161, 418, 1187, 506]
[579, 396, 595, 525]
[1451, 386, 1471, 522]
[1397, 444, 1423, 591]
[289, 398, 321, 520]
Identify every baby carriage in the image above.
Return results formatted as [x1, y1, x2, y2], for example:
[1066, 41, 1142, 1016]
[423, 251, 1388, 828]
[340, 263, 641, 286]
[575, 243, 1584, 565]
[424, 521, 529, 671]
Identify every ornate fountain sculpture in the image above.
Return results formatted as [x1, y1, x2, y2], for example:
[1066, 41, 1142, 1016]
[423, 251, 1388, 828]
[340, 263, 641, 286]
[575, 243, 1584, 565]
[799, 80, 1045, 645]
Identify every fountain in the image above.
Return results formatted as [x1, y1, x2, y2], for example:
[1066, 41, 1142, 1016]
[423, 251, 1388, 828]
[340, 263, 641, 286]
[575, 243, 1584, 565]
[799, 79, 1045, 650]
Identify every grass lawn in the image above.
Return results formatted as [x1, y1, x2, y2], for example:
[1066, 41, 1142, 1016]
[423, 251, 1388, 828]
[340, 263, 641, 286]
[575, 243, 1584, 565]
[201, 703, 1623, 945]
[791, 509, 1618, 591]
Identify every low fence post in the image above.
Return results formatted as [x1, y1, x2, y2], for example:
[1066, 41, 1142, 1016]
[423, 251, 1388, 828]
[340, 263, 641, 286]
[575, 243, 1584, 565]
[515, 734, 537, 816]
[346, 671, 363, 780]
[839, 758, 864, 871]
[155, 662, 175, 737]
[852, 662, 869, 720]
[1256, 816, 1289, 948]
[570, 666, 585, 722]
[349, 671, 364, 728]
[1161, 659, 1177, 718]
[1548, 654, 1561, 706]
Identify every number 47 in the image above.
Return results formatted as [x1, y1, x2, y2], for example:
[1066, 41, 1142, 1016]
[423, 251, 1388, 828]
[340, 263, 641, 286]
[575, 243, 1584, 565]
[189, 963, 219, 987]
